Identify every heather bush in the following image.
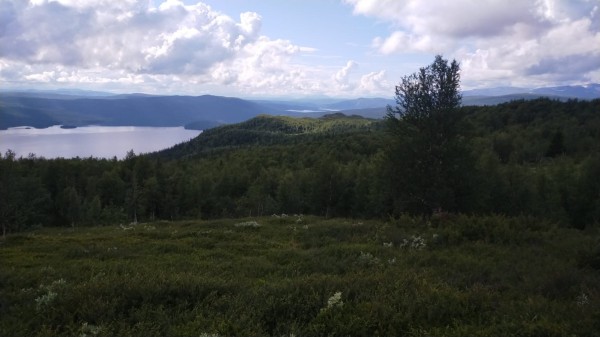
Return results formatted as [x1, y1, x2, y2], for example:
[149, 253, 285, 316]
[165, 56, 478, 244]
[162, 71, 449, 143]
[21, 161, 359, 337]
[1, 216, 598, 336]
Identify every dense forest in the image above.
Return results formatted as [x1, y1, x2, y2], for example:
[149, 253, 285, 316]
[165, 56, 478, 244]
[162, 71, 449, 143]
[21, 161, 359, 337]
[1, 97, 599, 237]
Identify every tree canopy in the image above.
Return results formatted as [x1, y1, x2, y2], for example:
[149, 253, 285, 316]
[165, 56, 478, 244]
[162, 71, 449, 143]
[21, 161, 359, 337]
[388, 55, 461, 136]
[1, 98, 600, 233]
[384, 55, 474, 216]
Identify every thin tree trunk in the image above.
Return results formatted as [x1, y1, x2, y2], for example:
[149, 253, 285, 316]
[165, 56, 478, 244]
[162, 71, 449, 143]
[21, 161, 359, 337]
[326, 176, 333, 219]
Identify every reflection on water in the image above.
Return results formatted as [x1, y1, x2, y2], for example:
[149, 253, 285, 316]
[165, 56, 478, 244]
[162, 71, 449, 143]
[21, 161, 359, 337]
[0, 125, 202, 159]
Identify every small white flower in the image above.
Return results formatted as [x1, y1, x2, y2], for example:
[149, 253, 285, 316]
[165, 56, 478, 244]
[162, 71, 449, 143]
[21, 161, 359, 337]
[79, 322, 102, 337]
[52, 278, 67, 286]
[35, 291, 57, 311]
[576, 292, 589, 307]
[324, 291, 344, 310]
[357, 251, 380, 266]
[234, 221, 261, 228]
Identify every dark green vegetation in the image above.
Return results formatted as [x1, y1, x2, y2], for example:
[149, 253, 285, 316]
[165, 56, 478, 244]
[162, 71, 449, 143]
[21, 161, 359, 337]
[2, 216, 599, 336]
[1, 98, 600, 236]
[385, 55, 468, 216]
[2, 71, 600, 335]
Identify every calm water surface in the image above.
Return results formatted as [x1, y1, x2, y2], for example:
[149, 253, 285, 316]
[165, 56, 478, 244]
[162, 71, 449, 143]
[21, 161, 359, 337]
[0, 126, 202, 159]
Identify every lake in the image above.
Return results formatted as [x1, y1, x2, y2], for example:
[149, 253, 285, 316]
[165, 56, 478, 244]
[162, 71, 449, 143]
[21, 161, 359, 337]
[0, 125, 202, 159]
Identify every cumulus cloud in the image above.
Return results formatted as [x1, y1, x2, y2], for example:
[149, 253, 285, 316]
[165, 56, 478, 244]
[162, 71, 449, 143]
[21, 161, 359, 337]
[358, 70, 388, 93]
[0, 0, 324, 95]
[333, 60, 358, 90]
[329, 62, 389, 96]
[346, 0, 600, 87]
[0, 1, 262, 74]
[220, 36, 324, 95]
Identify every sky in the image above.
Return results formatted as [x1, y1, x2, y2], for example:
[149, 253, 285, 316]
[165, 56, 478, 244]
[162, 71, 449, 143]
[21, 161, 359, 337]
[1, 0, 599, 98]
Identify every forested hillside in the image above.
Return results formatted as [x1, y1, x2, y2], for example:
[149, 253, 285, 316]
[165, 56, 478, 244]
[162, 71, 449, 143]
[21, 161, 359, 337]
[158, 113, 378, 159]
[0, 94, 278, 130]
[463, 98, 600, 228]
[1, 98, 599, 236]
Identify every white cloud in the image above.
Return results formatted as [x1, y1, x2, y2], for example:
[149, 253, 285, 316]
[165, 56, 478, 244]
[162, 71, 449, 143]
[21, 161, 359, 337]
[333, 60, 358, 90]
[374, 32, 442, 54]
[358, 70, 388, 94]
[9, 0, 595, 97]
[346, 0, 600, 88]
[328, 62, 390, 96]
[13, 1, 260, 74]
[0, 0, 332, 96]
[347, 0, 533, 39]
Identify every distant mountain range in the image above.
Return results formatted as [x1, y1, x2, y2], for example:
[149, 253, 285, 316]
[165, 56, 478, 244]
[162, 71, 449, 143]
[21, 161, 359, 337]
[0, 94, 280, 130]
[463, 83, 600, 100]
[1, 84, 597, 130]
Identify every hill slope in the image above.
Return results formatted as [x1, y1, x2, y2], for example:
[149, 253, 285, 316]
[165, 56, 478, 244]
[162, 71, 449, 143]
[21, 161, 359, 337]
[2, 83, 598, 129]
[0, 94, 279, 129]
[156, 113, 379, 159]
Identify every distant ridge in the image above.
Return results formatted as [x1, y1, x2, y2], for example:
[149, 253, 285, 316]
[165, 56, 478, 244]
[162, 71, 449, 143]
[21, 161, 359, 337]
[1, 83, 598, 129]
[463, 83, 600, 100]
[322, 97, 395, 110]
[461, 94, 565, 106]
[528, 84, 600, 100]
[0, 94, 278, 130]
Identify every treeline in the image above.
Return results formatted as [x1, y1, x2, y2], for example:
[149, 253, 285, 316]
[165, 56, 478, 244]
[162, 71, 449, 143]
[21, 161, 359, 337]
[1, 98, 599, 235]
[463, 98, 600, 228]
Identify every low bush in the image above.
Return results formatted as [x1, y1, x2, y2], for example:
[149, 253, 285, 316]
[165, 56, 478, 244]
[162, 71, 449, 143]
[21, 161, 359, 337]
[1, 216, 598, 336]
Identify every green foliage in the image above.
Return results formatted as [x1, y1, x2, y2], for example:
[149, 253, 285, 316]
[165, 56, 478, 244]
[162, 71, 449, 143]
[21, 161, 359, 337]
[2, 62, 600, 336]
[0, 151, 50, 236]
[159, 113, 377, 159]
[1, 98, 600, 231]
[1, 217, 599, 336]
[385, 55, 475, 216]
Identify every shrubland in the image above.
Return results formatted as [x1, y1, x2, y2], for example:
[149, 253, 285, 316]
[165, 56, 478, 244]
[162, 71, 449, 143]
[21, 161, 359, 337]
[1, 216, 599, 336]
